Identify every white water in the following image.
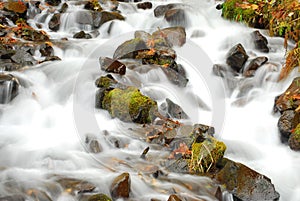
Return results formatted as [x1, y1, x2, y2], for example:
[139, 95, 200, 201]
[0, 0, 300, 200]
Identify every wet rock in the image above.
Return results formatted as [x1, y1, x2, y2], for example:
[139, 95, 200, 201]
[165, 158, 190, 174]
[56, 178, 96, 194]
[84, 1, 102, 11]
[212, 64, 238, 77]
[86, 194, 112, 201]
[243, 56, 268, 77]
[93, 11, 125, 28]
[0, 74, 19, 104]
[288, 123, 300, 151]
[161, 66, 189, 87]
[110, 172, 131, 199]
[226, 43, 249, 72]
[215, 158, 280, 201]
[73, 31, 92, 39]
[0, 44, 15, 59]
[278, 110, 300, 140]
[101, 86, 158, 124]
[42, 56, 61, 62]
[48, 13, 61, 31]
[113, 38, 148, 59]
[154, 4, 183, 17]
[134, 30, 151, 41]
[99, 57, 126, 75]
[76, 11, 93, 25]
[3, 2, 27, 15]
[85, 135, 102, 153]
[167, 194, 182, 201]
[251, 30, 269, 53]
[152, 27, 186, 47]
[27, 189, 52, 201]
[165, 9, 187, 27]
[59, 3, 69, 13]
[39, 43, 54, 57]
[274, 77, 300, 113]
[95, 74, 118, 89]
[45, 0, 61, 6]
[95, 88, 107, 109]
[166, 98, 188, 119]
[137, 2, 152, 10]
[190, 135, 226, 173]
[0, 195, 25, 201]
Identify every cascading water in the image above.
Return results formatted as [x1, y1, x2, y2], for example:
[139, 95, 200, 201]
[0, 79, 13, 104]
[0, 0, 299, 201]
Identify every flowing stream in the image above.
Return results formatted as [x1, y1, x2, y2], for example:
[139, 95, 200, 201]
[0, 0, 300, 200]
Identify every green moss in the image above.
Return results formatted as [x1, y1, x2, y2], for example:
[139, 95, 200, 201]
[189, 136, 226, 173]
[88, 194, 112, 201]
[102, 87, 158, 124]
[95, 75, 117, 88]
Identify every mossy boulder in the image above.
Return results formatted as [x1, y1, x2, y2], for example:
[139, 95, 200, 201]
[189, 135, 226, 173]
[102, 87, 158, 124]
[215, 158, 280, 201]
[113, 38, 148, 59]
[86, 194, 112, 201]
[289, 123, 300, 151]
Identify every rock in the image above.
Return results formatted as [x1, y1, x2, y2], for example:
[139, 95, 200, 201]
[0, 44, 15, 59]
[42, 56, 61, 62]
[110, 172, 131, 199]
[243, 56, 268, 77]
[39, 43, 54, 57]
[76, 11, 93, 25]
[84, 1, 102, 11]
[86, 194, 112, 201]
[99, 57, 126, 75]
[113, 38, 148, 59]
[59, 3, 69, 13]
[226, 43, 249, 72]
[288, 123, 300, 151]
[166, 98, 188, 119]
[164, 9, 187, 27]
[278, 110, 300, 140]
[137, 2, 152, 10]
[251, 30, 269, 53]
[215, 158, 280, 201]
[56, 177, 96, 194]
[73, 31, 92, 39]
[152, 27, 186, 47]
[0, 74, 19, 104]
[154, 4, 182, 17]
[3, 2, 27, 15]
[45, 0, 61, 6]
[190, 135, 226, 173]
[0, 195, 25, 201]
[134, 30, 151, 41]
[49, 13, 61, 31]
[93, 11, 125, 28]
[85, 135, 102, 153]
[161, 66, 189, 87]
[274, 77, 300, 113]
[95, 74, 118, 89]
[216, 4, 223, 10]
[213, 64, 238, 77]
[101, 86, 158, 124]
[27, 189, 52, 201]
[167, 195, 182, 201]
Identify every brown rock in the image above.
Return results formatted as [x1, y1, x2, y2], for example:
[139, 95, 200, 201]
[165, 9, 186, 27]
[243, 56, 268, 77]
[99, 57, 126, 75]
[226, 43, 249, 72]
[137, 2, 153, 10]
[251, 30, 269, 53]
[110, 172, 131, 199]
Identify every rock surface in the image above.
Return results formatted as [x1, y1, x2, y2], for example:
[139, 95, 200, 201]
[110, 172, 131, 199]
[226, 43, 249, 72]
[251, 30, 269, 53]
[99, 57, 126, 75]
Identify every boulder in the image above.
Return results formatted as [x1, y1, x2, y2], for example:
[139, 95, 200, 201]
[99, 57, 126, 75]
[76, 11, 93, 25]
[0, 195, 25, 201]
[56, 177, 96, 194]
[243, 56, 268, 77]
[215, 158, 280, 201]
[110, 172, 131, 199]
[154, 4, 183, 17]
[39, 43, 54, 57]
[93, 11, 125, 28]
[11, 50, 36, 66]
[48, 13, 61, 31]
[161, 65, 189, 87]
[274, 77, 300, 113]
[278, 110, 300, 140]
[166, 98, 188, 119]
[45, 0, 61, 6]
[3, 1, 27, 15]
[152, 27, 186, 47]
[59, 3, 68, 13]
[0, 74, 19, 104]
[73, 31, 92, 39]
[251, 30, 269, 53]
[101, 86, 158, 124]
[164, 9, 187, 27]
[289, 123, 300, 151]
[113, 38, 148, 59]
[84, 1, 102, 11]
[137, 2, 153, 10]
[226, 43, 249, 72]
[85, 135, 102, 153]
[86, 194, 112, 201]
[167, 195, 182, 201]
[95, 74, 118, 89]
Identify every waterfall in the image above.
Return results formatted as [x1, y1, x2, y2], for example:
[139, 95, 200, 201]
[0, 79, 13, 104]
